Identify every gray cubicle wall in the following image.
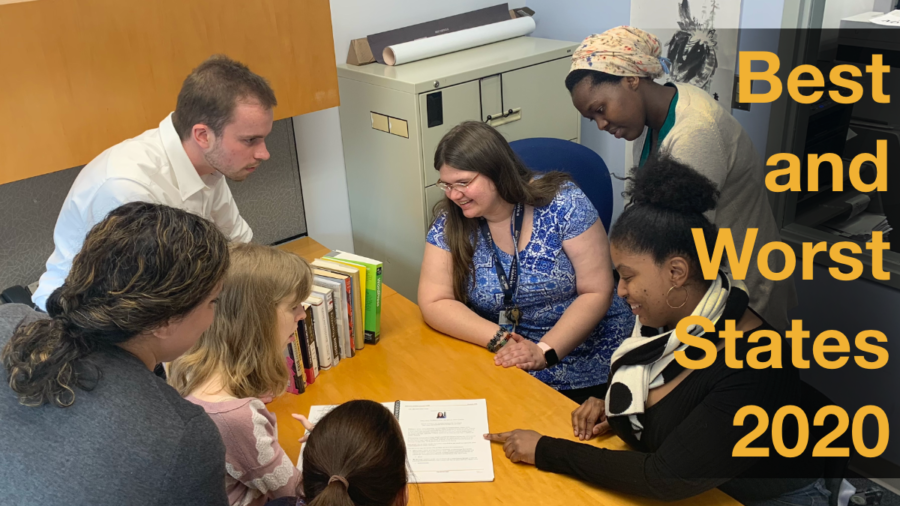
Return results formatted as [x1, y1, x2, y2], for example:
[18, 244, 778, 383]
[0, 117, 307, 292]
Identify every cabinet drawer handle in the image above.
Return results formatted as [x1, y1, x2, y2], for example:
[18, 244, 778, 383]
[486, 107, 522, 127]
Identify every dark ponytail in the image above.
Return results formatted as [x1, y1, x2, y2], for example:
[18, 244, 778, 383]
[306, 479, 355, 506]
[2, 202, 229, 408]
[304, 400, 407, 506]
[3, 312, 95, 407]
[610, 154, 720, 281]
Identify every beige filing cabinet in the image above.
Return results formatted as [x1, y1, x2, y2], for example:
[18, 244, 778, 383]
[337, 37, 580, 302]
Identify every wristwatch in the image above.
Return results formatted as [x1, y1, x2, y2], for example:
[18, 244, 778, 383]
[537, 342, 559, 367]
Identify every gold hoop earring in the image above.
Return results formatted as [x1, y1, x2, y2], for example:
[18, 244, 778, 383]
[666, 285, 687, 309]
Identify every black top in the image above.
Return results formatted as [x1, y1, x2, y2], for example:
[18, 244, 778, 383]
[0, 304, 228, 506]
[535, 321, 826, 503]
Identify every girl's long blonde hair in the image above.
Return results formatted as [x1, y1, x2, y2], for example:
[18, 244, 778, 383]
[168, 243, 313, 399]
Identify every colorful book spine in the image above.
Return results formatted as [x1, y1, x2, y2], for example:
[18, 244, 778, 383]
[288, 329, 307, 391]
[339, 275, 354, 355]
[312, 286, 341, 366]
[313, 276, 353, 359]
[284, 353, 301, 395]
[297, 304, 318, 384]
[307, 295, 332, 370]
[324, 292, 341, 365]
[316, 269, 356, 356]
[312, 259, 365, 350]
[324, 250, 382, 344]
[319, 260, 366, 333]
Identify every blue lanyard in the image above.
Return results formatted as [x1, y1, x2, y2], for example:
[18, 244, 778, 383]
[478, 203, 525, 307]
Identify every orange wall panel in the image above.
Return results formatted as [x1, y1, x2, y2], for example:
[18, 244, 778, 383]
[0, 0, 339, 185]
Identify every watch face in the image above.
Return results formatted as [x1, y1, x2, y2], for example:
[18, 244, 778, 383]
[545, 349, 559, 367]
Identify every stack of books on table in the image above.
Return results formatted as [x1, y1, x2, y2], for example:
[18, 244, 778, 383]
[282, 251, 383, 394]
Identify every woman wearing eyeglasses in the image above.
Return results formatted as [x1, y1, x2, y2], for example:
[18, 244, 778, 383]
[418, 121, 634, 403]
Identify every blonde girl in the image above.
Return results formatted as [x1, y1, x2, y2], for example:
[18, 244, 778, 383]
[169, 243, 314, 506]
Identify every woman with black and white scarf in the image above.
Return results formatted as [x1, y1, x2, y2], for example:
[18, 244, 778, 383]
[486, 155, 834, 506]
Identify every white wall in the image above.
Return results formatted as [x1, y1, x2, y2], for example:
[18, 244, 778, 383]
[292, 109, 354, 252]
[294, 0, 524, 253]
[731, 0, 786, 161]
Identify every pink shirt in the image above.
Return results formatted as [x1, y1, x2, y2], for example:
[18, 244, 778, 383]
[187, 396, 301, 506]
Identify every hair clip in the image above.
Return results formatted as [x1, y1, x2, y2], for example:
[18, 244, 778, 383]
[659, 57, 672, 75]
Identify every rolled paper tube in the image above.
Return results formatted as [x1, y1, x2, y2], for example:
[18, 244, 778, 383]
[383, 16, 536, 66]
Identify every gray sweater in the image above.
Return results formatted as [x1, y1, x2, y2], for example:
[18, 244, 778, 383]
[0, 303, 228, 506]
[632, 83, 797, 331]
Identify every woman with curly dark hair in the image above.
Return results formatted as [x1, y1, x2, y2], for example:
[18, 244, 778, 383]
[0, 202, 230, 505]
[487, 156, 830, 506]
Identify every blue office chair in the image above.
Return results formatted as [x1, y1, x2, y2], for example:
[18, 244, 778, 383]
[509, 137, 613, 232]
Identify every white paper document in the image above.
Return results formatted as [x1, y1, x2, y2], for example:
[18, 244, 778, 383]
[869, 10, 900, 26]
[299, 399, 493, 483]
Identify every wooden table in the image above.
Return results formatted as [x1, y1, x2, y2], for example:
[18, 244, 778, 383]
[272, 237, 738, 506]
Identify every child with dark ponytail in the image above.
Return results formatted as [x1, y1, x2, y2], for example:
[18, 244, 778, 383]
[302, 400, 408, 506]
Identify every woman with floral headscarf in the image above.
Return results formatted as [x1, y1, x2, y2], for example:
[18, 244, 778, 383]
[564, 26, 796, 335]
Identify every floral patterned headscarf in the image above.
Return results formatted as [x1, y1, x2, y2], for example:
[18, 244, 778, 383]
[569, 26, 670, 79]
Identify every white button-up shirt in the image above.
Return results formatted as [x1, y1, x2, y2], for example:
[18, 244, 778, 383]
[33, 113, 252, 310]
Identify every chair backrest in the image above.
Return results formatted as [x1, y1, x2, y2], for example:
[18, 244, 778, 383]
[509, 137, 613, 232]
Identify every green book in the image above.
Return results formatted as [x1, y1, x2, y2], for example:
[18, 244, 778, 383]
[323, 250, 382, 344]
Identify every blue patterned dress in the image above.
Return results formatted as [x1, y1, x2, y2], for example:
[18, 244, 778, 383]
[426, 182, 634, 391]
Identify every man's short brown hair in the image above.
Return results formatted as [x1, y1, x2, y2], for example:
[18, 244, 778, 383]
[172, 55, 277, 140]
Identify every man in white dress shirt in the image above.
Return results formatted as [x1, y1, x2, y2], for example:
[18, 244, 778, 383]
[33, 55, 276, 310]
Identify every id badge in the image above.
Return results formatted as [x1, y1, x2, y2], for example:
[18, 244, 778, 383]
[498, 310, 516, 333]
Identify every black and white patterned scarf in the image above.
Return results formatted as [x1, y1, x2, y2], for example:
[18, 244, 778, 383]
[604, 271, 748, 438]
